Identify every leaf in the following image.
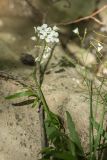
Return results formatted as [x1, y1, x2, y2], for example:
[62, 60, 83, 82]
[41, 148, 75, 160]
[92, 119, 107, 140]
[32, 99, 39, 108]
[48, 111, 60, 127]
[66, 111, 84, 154]
[67, 139, 77, 158]
[41, 147, 54, 154]
[45, 120, 59, 140]
[54, 152, 75, 160]
[12, 99, 35, 106]
[5, 90, 36, 99]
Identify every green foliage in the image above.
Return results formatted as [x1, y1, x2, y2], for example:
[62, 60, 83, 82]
[5, 89, 37, 99]
[40, 111, 85, 160]
[93, 120, 107, 140]
[66, 111, 84, 156]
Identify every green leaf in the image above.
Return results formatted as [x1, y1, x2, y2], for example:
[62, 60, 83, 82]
[54, 151, 75, 160]
[45, 120, 59, 140]
[41, 147, 75, 160]
[92, 119, 107, 140]
[32, 99, 38, 108]
[5, 90, 36, 99]
[68, 139, 77, 157]
[48, 111, 60, 128]
[41, 147, 54, 154]
[66, 111, 84, 154]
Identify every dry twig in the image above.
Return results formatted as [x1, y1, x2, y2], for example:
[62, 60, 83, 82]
[58, 4, 107, 25]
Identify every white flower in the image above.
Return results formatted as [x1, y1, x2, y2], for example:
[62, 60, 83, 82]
[46, 37, 51, 43]
[46, 27, 52, 33]
[103, 68, 107, 75]
[34, 27, 37, 33]
[39, 34, 45, 40]
[97, 43, 103, 52]
[43, 53, 50, 59]
[53, 26, 59, 31]
[41, 24, 48, 29]
[31, 36, 36, 41]
[33, 24, 59, 44]
[73, 28, 79, 34]
[45, 46, 51, 53]
[41, 46, 51, 60]
[36, 26, 41, 31]
[50, 30, 59, 37]
[54, 38, 59, 43]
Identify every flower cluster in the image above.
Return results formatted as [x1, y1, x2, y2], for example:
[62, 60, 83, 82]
[31, 24, 59, 43]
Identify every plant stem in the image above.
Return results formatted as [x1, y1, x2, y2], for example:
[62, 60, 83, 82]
[94, 103, 105, 156]
[94, 80, 104, 118]
[88, 80, 95, 160]
[33, 43, 49, 150]
[33, 43, 56, 152]
[40, 44, 56, 84]
[33, 71, 50, 114]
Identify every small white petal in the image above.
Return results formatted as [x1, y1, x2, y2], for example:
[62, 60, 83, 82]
[41, 24, 48, 29]
[97, 43, 103, 52]
[43, 53, 50, 59]
[37, 26, 42, 31]
[42, 32, 47, 37]
[54, 32, 59, 37]
[98, 43, 102, 47]
[45, 37, 51, 43]
[103, 68, 107, 74]
[46, 27, 52, 33]
[54, 38, 59, 43]
[39, 34, 45, 40]
[73, 28, 79, 34]
[50, 30, 56, 36]
[34, 27, 37, 33]
[31, 36, 36, 41]
[45, 46, 51, 52]
[53, 26, 59, 31]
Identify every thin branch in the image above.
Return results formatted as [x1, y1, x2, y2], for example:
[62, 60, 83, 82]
[90, 17, 104, 25]
[58, 4, 107, 25]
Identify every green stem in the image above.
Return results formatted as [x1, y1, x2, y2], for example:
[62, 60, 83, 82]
[40, 44, 56, 84]
[94, 103, 105, 155]
[94, 79, 104, 118]
[33, 71, 50, 115]
[88, 80, 95, 160]
[39, 42, 46, 63]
